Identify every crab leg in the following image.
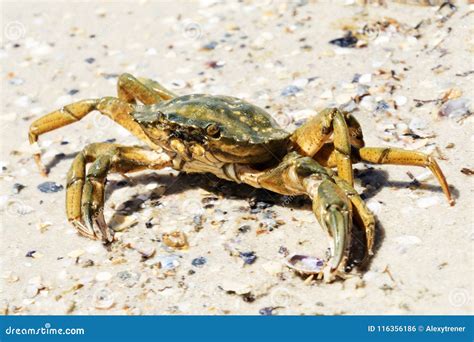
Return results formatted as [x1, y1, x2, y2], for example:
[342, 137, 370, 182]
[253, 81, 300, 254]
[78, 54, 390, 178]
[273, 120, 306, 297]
[311, 143, 453, 206]
[117, 73, 177, 104]
[28, 97, 159, 176]
[333, 176, 375, 255]
[290, 108, 363, 186]
[66, 143, 172, 241]
[356, 147, 454, 205]
[239, 152, 356, 276]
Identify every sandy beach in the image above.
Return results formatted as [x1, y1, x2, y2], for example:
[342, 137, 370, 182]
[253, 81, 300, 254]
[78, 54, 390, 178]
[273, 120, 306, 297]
[0, 0, 473, 315]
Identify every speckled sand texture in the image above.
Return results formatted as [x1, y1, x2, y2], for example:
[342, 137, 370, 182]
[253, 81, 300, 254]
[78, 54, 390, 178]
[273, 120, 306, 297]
[1, 0, 473, 315]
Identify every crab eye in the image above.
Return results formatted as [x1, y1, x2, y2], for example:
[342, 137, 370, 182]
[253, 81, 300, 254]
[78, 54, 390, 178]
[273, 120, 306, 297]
[206, 123, 221, 138]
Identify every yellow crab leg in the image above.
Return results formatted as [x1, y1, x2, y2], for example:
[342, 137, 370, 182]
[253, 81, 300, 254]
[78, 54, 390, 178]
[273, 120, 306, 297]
[290, 108, 361, 186]
[245, 152, 354, 275]
[333, 176, 375, 255]
[136, 76, 178, 100]
[357, 147, 454, 206]
[28, 97, 159, 176]
[311, 143, 453, 206]
[117, 73, 177, 104]
[66, 143, 172, 242]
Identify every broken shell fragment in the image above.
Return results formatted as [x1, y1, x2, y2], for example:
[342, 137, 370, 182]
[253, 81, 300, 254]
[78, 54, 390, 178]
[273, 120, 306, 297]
[285, 254, 325, 274]
[109, 214, 138, 232]
[162, 231, 188, 250]
[439, 98, 471, 119]
[94, 288, 115, 309]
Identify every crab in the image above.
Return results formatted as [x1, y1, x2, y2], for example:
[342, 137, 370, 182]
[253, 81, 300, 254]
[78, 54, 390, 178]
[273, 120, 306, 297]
[28, 73, 454, 280]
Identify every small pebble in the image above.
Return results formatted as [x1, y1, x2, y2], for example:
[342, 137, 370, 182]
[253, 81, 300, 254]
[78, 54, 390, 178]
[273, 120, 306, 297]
[84, 57, 95, 64]
[37, 181, 63, 193]
[12, 183, 26, 194]
[162, 231, 188, 250]
[202, 41, 218, 50]
[9, 77, 24, 86]
[329, 32, 357, 48]
[157, 255, 180, 270]
[116, 271, 139, 287]
[25, 250, 36, 258]
[239, 251, 257, 265]
[191, 257, 207, 268]
[259, 307, 277, 316]
[238, 225, 251, 233]
[281, 85, 302, 97]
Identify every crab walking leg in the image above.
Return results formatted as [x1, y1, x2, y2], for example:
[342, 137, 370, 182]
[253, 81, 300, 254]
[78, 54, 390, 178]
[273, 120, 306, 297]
[290, 108, 357, 186]
[136, 76, 178, 100]
[333, 176, 375, 255]
[28, 97, 159, 175]
[356, 147, 454, 205]
[241, 152, 353, 273]
[117, 73, 177, 104]
[66, 143, 172, 241]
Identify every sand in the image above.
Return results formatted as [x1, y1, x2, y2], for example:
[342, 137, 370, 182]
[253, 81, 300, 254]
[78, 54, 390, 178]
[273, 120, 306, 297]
[0, 0, 473, 315]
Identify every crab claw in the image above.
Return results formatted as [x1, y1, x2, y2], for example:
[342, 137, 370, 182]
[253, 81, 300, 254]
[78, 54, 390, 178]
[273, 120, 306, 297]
[323, 204, 351, 270]
[314, 179, 352, 272]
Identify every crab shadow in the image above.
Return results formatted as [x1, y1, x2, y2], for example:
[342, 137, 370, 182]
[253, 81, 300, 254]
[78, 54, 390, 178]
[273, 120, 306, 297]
[103, 167, 458, 273]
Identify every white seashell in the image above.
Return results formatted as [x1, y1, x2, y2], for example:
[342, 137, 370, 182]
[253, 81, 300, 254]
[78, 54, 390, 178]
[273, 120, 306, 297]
[289, 109, 316, 122]
[67, 249, 85, 258]
[359, 96, 376, 111]
[416, 196, 439, 208]
[394, 235, 422, 246]
[95, 272, 112, 282]
[439, 98, 471, 118]
[394, 235, 422, 254]
[261, 261, 283, 275]
[415, 171, 433, 182]
[1, 113, 18, 122]
[335, 93, 353, 105]
[409, 118, 427, 130]
[285, 254, 325, 274]
[395, 95, 407, 107]
[358, 74, 372, 85]
[292, 78, 308, 88]
[54, 95, 73, 107]
[320, 89, 333, 99]
[94, 288, 115, 309]
[219, 279, 252, 295]
[109, 214, 138, 232]
[14, 96, 31, 108]
[366, 199, 383, 215]
[131, 242, 156, 258]
[25, 285, 39, 298]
